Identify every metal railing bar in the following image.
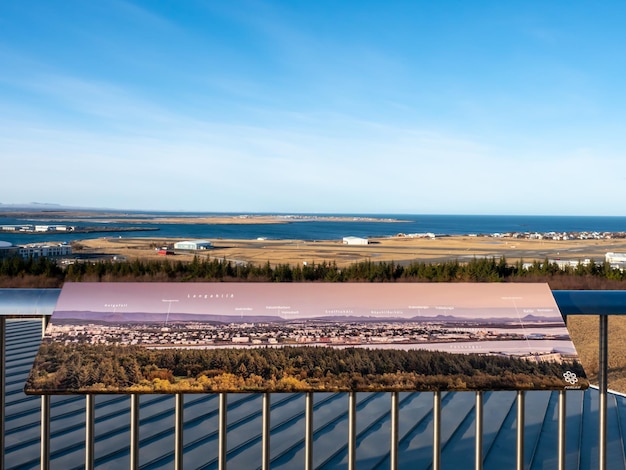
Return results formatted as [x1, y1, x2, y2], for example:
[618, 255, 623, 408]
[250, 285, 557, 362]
[267, 392, 367, 469]
[558, 390, 566, 470]
[140, 394, 278, 470]
[13, 397, 127, 468]
[41, 395, 50, 470]
[144, 398, 254, 469]
[114, 393, 309, 470]
[11, 394, 123, 438]
[316, 392, 376, 469]
[85, 394, 95, 470]
[40, 314, 50, 470]
[526, 392, 559, 469]
[475, 391, 483, 470]
[139, 394, 212, 429]
[382, 392, 443, 469]
[348, 391, 357, 470]
[189, 395, 306, 470]
[477, 392, 518, 467]
[219, 392, 227, 470]
[262, 392, 270, 470]
[433, 391, 441, 470]
[321, 392, 415, 470]
[223, 394, 302, 442]
[175, 393, 184, 470]
[85, 402, 147, 469]
[516, 390, 525, 470]
[130, 394, 139, 470]
[196, 396, 301, 470]
[390, 391, 399, 470]
[52, 398, 152, 469]
[599, 314, 608, 470]
[305, 392, 313, 470]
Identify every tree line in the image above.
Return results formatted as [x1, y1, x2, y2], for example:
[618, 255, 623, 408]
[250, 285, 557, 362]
[2, 254, 626, 288]
[25, 342, 587, 394]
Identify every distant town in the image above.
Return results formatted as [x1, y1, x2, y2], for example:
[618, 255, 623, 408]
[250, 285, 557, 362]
[397, 230, 626, 241]
[44, 318, 575, 364]
[0, 223, 157, 235]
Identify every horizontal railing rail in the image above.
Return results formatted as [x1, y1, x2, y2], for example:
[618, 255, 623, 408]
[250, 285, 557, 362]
[2, 289, 626, 470]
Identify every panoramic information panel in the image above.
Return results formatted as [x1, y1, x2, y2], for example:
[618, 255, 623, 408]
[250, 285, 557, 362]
[25, 282, 588, 394]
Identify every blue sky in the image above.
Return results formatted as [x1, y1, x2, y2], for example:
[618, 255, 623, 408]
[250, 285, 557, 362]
[1, 1, 625, 215]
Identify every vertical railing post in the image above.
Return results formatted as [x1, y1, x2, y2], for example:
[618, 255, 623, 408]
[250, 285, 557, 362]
[475, 391, 483, 470]
[433, 391, 441, 470]
[516, 390, 525, 470]
[0, 317, 5, 470]
[130, 394, 140, 470]
[175, 393, 184, 470]
[219, 393, 228, 470]
[390, 392, 399, 470]
[40, 316, 50, 470]
[599, 314, 608, 470]
[41, 395, 50, 470]
[262, 393, 271, 470]
[305, 392, 314, 470]
[348, 392, 357, 470]
[558, 390, 566, 470]
[85, 394, 95, 470]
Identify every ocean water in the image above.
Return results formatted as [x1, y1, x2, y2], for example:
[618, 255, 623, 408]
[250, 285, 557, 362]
[1, 213, 626, 245]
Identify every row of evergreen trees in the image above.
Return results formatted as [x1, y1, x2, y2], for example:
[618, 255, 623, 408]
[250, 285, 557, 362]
[27, 342, 586, 393]
[1, 253, 625, 287]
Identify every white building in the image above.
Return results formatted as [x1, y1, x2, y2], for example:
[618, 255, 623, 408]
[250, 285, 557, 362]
[342, 236, 369, 245]
[174, 240, 213, 250]
[606, 252, 626, 263]
[1, 225, 33, 231]
[19, 244, 72, 259]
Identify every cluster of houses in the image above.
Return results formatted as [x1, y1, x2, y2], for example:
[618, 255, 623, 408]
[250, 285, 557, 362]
[478, 231, 625, 240]
[44, 319, 560, 351]
[394, 230, 625, 241]
[0, 224, 74, 233]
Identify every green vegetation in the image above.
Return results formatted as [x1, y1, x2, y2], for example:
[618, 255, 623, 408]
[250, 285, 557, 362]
[25, 342, 586, 394]
[2, 255, 626, 288]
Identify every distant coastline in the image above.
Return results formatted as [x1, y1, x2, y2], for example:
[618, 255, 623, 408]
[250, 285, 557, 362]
[0, 210, 406, 225]
[2, 209, 626, 239]
[0, 226, 159, 235]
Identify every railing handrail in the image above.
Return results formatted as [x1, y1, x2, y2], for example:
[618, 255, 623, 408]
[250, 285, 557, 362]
[553, 290, 626, 315]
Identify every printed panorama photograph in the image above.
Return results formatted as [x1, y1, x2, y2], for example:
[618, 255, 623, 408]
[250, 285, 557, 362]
[24, 282, 588, 394]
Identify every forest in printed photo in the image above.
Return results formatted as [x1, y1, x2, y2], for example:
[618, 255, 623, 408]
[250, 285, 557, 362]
[24, 340, 588, 394]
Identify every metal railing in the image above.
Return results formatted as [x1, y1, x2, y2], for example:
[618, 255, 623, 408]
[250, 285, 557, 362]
[1, 290, 625, 470]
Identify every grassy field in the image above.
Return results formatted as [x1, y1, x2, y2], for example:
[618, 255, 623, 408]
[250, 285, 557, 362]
[77, 235, 626, 267]
[567, 316, 626, 393]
